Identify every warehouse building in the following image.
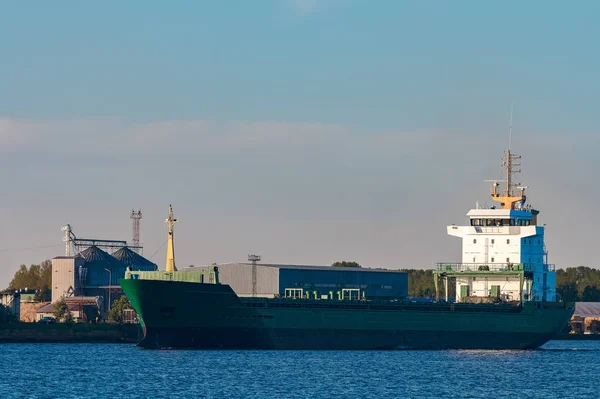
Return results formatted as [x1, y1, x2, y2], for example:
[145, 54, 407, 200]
[197, 263, 407, 300]
[570, 302, 600, 335]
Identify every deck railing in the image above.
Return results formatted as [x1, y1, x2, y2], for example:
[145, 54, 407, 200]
[123, 267, 220, 284]
[436, 263, 555, 273]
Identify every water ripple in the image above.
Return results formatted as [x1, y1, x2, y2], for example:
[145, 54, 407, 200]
[0, 340, 596, 399]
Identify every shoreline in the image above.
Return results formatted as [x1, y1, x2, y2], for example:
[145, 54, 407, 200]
[0, 323, 141, 343]
[552, 333, 600, 341]
[2, 323, 599, 344]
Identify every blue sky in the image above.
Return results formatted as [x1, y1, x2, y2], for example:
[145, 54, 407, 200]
[1, 1, 599, 288]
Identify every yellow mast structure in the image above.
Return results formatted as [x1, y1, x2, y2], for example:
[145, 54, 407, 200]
[489, 105, 527, 210]
[490, 149, 525, 210]
[165, 204, 178, 272]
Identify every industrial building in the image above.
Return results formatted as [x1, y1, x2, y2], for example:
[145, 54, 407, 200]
[52, 245, 157, 314]
[196, 263, 408, 299]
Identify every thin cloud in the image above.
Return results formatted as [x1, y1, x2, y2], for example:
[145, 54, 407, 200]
[0, 117, 432, 158]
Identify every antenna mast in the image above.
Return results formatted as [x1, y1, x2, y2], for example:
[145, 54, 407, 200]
[248, 254, 261, 297]
[130, 209, 142, 254]
[165, 205, 179, 272]
[488, 105, 526, 210]
[508, 102, 514, 151]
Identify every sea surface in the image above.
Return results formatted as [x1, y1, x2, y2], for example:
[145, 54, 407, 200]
[0, 340, 597, 399]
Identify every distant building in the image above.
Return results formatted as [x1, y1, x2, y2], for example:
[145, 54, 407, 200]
[574, 302, 600, 318]
[571, 302, 600, 334]
[195, 263, 408, 299]
[51, 246, 157, 315]
[1, 288, 38, 321]
[36, 296, 102, 322]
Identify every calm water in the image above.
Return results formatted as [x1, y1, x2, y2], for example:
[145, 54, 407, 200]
[0, 340, 597, 399]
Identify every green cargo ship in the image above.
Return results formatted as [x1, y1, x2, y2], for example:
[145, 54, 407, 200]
[120, 150, 575, 350]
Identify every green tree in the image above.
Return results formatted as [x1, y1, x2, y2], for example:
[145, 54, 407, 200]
[581, 285, 600, 302]
[7, 260, 52, 301]
[557, 282, 578, 302]
[36, 260, 52, 301]
[63, 312, 74, 324]
[8, 264, 30, 289]
[34, 285, 52, 302]
[331, 261, 361, 268]
[0, 304, 17, 324]
[53, 297, 71, 322]
[556, 266, 600, 301]
[109, 295, 133, 325]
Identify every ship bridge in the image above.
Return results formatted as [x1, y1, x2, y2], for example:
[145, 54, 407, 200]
[437, 149, 556, 304]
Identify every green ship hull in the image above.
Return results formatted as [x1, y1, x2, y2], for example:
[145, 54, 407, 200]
[120, 278, 574, 350]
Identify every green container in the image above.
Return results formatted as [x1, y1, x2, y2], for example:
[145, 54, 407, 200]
[460, 285, 470, 297]
[491, 285, 500, 298]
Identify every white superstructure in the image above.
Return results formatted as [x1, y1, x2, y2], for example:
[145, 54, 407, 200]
[438, 149, 557, 303]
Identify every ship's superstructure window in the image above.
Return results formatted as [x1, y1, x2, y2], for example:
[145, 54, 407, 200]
[473, 239, 477, 244]
[471, 218, 521, 226]
[507, 239, 510, 244]
[491, 257, 495, 262]
[491, 239, 495, 244]
[515, 219, 532, 226]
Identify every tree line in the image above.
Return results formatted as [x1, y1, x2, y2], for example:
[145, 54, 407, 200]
[3, 260, 52, 302]
[556, 266, 600, 302]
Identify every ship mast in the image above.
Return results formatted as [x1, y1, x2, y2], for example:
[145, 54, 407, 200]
[165, 204, 178, 272]
[489, 106, 525, 210]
